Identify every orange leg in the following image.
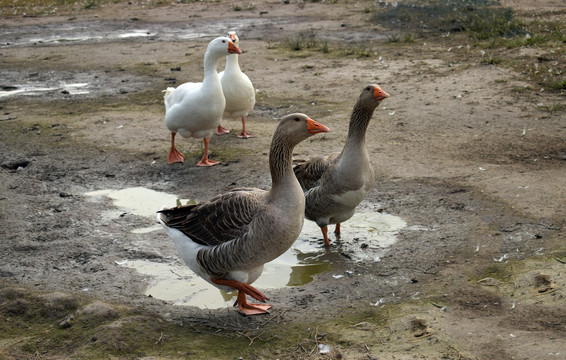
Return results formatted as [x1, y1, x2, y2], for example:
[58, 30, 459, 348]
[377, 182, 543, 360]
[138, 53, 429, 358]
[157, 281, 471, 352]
[197, 138, 220, 167]
[210, 278, 271, 316]
[216, 124, 230, 135]
[237, 116, 254, 138]
[167, 132, 185, 164]
[321, 226, 330, 247]
[334, 223, 341, 234]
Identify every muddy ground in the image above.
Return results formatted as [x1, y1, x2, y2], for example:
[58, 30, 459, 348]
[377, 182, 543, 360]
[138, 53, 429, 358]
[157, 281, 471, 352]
[1, 0, 565, 359]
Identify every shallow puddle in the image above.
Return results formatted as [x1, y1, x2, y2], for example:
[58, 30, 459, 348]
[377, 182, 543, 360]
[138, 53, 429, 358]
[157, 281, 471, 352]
[0, 83, 90, 98]
[85, 187, 406, 309]
[0, 19, 269, 49]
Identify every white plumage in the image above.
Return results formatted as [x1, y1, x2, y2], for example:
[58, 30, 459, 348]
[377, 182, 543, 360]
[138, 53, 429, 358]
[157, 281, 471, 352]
[217, 31, 256, 138]
[164, 36, 242, 166]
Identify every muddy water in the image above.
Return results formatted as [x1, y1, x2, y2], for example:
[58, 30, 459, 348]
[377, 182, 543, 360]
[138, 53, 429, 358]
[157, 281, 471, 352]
[0, 19, 273, 100]
[0, 18, 276, 48]
[85, 187, 406, 309]
[0, 82, 91, 98]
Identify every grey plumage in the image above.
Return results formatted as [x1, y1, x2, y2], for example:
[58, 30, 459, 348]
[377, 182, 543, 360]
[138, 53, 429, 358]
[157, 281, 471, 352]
[157, 113, 330, 315]
[293, 84, 390, 246]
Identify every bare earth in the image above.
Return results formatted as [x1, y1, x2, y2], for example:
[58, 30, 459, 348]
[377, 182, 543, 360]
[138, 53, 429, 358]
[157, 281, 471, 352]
[1, 1, 565, 359]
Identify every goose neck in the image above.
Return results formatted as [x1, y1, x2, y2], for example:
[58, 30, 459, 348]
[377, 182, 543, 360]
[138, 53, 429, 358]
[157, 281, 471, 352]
[225, 54, 241, 72]
[203, 52, 223, 81]
[345, 102, 375, 145]
[268, 137, 295, 189]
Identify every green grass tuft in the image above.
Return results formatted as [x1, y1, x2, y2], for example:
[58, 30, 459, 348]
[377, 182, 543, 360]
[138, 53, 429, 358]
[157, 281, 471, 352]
[371, 0, 525, 40]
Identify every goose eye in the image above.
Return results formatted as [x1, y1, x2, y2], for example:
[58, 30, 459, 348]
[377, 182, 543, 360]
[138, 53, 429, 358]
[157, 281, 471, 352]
[222, 40, 226, 43]
[294, 117, 300, 122]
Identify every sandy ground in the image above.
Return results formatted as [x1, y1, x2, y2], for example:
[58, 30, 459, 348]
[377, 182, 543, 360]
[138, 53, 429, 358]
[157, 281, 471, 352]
[1, 0, 565, 359]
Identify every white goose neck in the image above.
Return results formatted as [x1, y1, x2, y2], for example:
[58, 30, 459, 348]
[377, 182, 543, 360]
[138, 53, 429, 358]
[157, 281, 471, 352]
[202, 50, 223, 85]
[225, 54, 241, 72]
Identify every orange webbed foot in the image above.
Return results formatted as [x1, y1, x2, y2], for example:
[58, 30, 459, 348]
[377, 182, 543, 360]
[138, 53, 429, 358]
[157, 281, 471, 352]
[210, 278, 272, 316]
[168, 132, 185, 164]
[234, 291, 271, 316]
[197, 158, 220, 167]
[238, 302, 272, 316]
[168, 147, 185, 164]
[237, 131, 255, 139]
[216, 125, 230, 135]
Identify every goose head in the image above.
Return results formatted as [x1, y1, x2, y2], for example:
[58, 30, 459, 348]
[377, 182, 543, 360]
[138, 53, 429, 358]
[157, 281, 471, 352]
[275, 113, 330, 146]
[227, 31, 239, 46]
[207, 36, 242, 57]
[360, 84, 390, 109]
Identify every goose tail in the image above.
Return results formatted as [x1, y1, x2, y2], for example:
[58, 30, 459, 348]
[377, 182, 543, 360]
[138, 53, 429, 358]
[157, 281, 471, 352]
[163, 87, 176, 110]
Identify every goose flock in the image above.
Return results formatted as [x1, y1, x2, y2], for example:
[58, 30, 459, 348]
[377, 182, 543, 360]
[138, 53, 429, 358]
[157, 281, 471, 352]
[163, 36, 242, 166]
[158, 32, 389, 315]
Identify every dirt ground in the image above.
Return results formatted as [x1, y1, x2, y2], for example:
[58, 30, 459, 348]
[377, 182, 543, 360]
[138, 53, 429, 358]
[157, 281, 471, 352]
[1, 0, 565, 359]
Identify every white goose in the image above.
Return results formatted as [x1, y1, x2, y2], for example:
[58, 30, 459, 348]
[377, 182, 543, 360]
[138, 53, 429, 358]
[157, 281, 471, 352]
[164, 37, 242, 166]
[293, 84, 390, 246]
[217, 31, 256, 138]
[157, 114, 330, 315]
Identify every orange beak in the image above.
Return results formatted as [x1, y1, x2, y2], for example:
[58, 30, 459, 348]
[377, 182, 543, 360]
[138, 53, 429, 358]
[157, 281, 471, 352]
[228, 41, 242, 55]
[307, 118, 331, 134]
[374, 86, 390, 101]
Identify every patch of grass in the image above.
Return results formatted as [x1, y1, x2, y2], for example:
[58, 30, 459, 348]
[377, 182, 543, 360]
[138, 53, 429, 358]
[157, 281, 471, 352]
[0, 284, 309, 359]
[403, 33, 417, 43]
[386, 32, 419, 44]
[386, 34, 401, 43]
[505, 33, 548, 48]
[320, 40, 330, 53]
[0, 0, 166, 16]
[475, 263, 513, 283]
[83, 0, 99, 10]
[0, 0, 97, 16]
[371, 0, 525, 40]
[463, 7, 524, 40]
[285, 37, 306, 51]
[374, 2, 564, 94]
[526, 19, 566, 44]
[282, 32, 331, 54]
[480, 56, 504, 65]
[545, 77, 566, 91]
[538, 101, 565, 113]
[520, 60, 566, 93]
[232, 3, 255, 11]
[284, 35, 319, 52]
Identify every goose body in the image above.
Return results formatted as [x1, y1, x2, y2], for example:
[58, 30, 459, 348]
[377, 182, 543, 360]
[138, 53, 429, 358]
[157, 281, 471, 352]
[217, 31, 256, 138]
[294, 84, 390, 246]
[158, 114, 330, 315]
[164, 36, 242, 166]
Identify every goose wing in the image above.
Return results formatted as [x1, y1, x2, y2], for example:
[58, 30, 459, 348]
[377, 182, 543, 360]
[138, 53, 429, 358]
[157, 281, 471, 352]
[293, 153, 339, 191]
[163, 82, 201, 112]
[158, 189, 264, 247]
